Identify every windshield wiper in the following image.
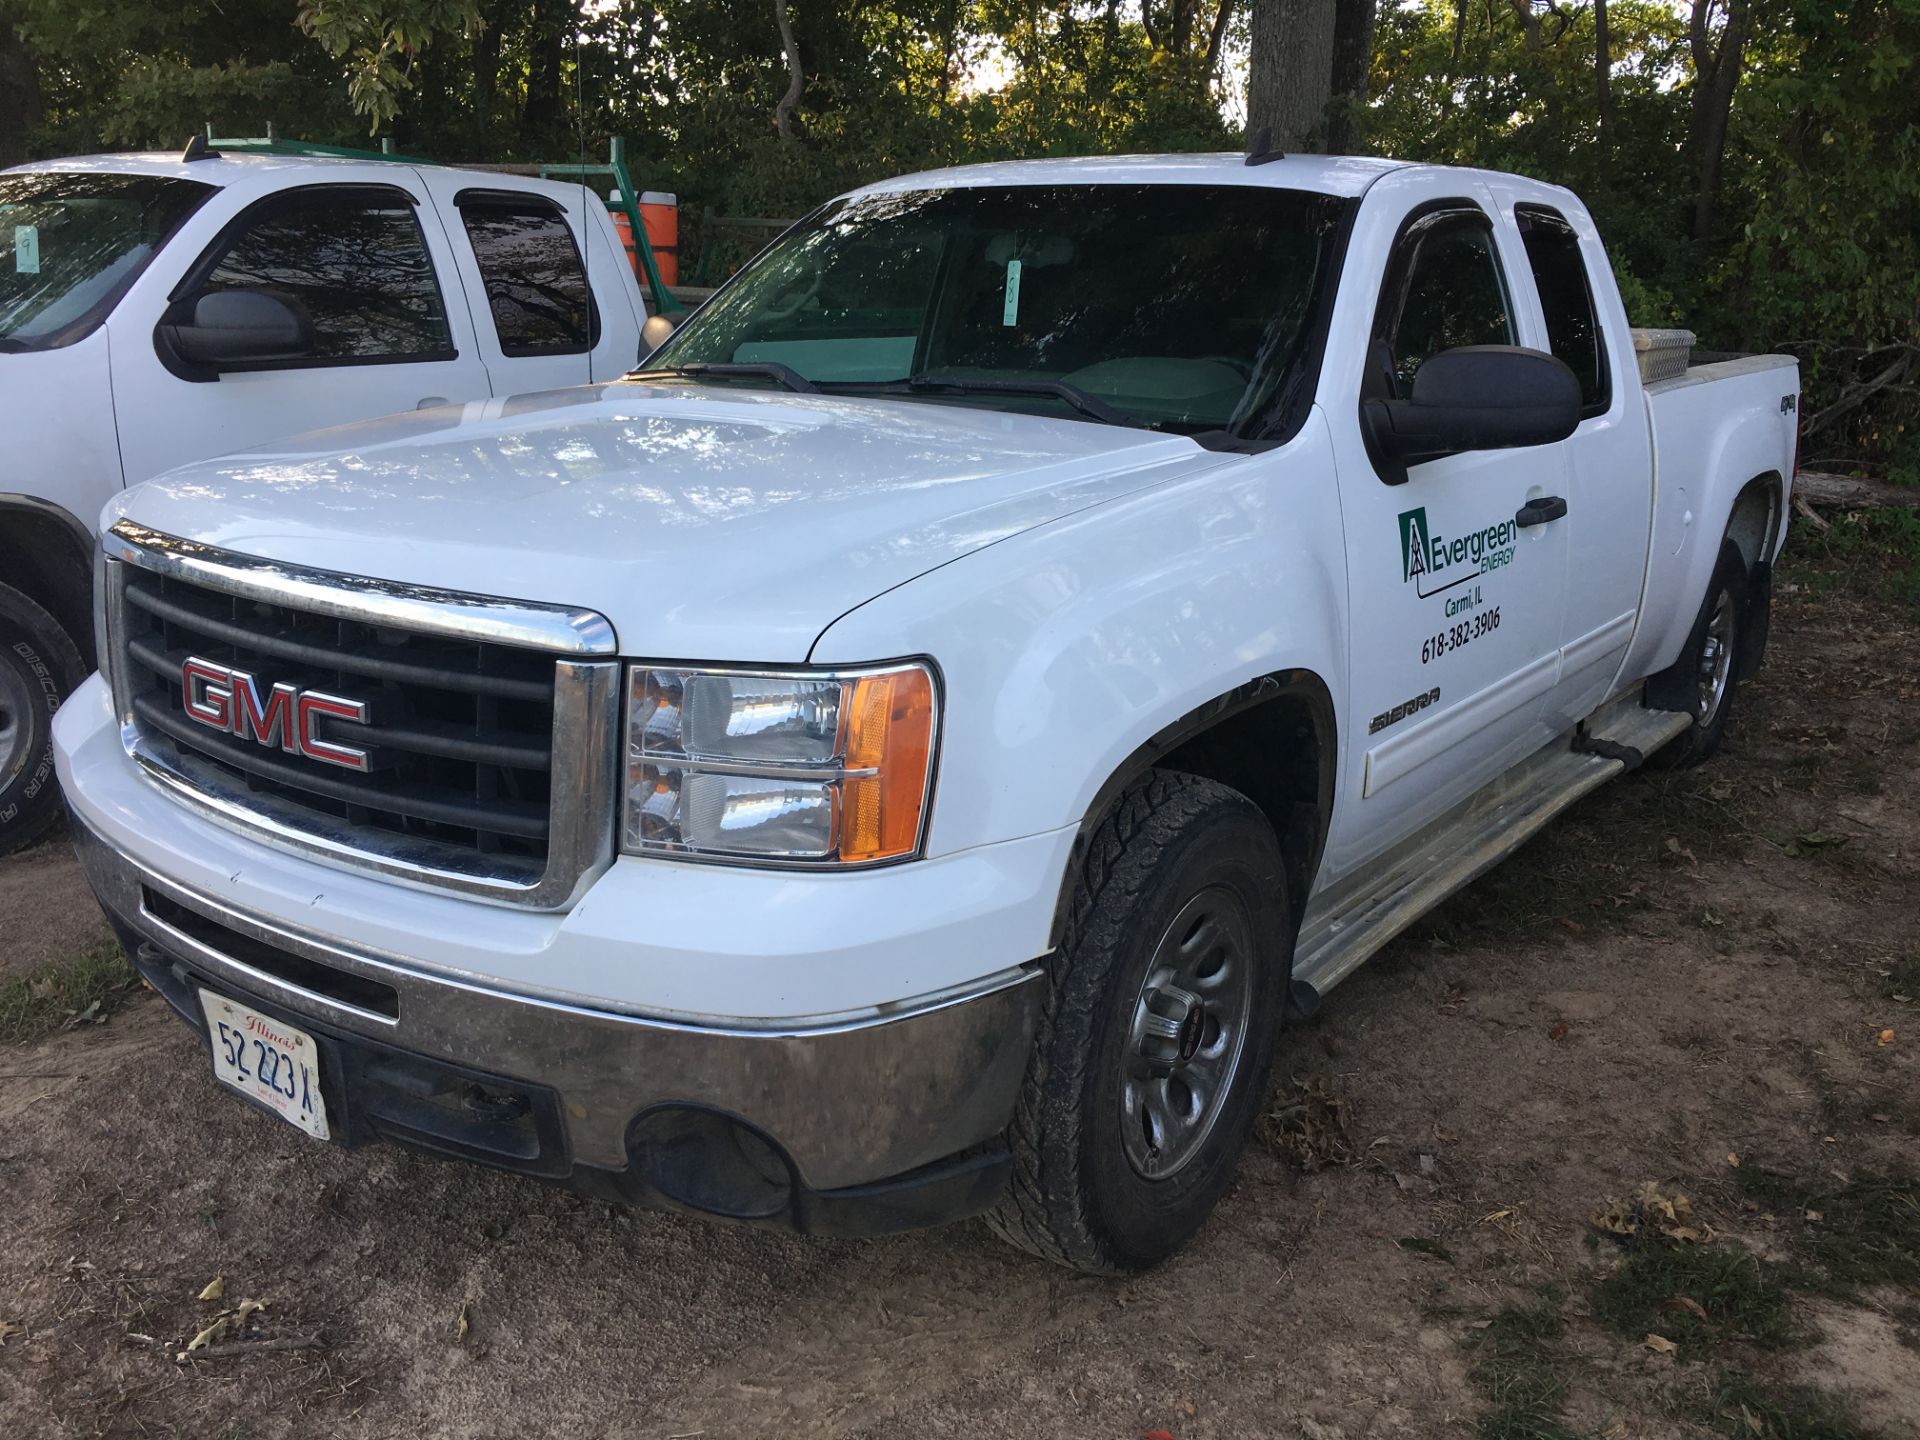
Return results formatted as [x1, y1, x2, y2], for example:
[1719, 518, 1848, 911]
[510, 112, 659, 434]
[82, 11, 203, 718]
[822, 371, 1147, 430]
[629, 361, 818, 394]
[906, 372, 1145, 428]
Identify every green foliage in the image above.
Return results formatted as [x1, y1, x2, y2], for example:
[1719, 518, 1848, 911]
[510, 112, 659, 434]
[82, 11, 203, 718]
[1589, 1236, 1800, 1355]
[3, 0, 1911, 475]
[0, 939, 136, 1045]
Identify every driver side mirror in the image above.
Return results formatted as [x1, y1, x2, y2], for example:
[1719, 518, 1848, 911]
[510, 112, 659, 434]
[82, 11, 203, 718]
[159, 290, 314, 374]
[1362, 345, 1581, 485]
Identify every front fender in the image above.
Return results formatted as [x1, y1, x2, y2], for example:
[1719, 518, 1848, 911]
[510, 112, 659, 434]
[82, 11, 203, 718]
[809, 413, 1349, 860]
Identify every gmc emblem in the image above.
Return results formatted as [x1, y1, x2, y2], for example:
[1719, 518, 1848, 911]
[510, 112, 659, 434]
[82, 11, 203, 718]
[181, 656, 371, 772]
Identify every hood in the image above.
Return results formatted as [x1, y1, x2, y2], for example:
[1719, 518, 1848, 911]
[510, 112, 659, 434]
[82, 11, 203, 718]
[109, 383, 1230, 660]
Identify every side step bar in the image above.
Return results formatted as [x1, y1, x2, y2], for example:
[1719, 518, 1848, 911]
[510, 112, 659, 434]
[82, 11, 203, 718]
[1292, 696, 1693, 1003]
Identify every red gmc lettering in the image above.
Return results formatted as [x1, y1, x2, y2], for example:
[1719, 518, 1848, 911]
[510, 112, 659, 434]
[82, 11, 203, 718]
[180, 657, 370, 772]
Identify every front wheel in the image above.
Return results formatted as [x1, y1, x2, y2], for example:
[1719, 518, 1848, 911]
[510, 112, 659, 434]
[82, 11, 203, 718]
[0, 581, 85, 856]
[986, 771, 1290, 1273]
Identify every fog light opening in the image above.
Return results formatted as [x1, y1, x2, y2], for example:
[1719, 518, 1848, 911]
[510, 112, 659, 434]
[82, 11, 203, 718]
[627, 1105, 794, 1220]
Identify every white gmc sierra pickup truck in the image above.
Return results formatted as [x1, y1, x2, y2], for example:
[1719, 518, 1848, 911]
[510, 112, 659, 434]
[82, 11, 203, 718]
[0, 144, 646, 853]
[53, 153, 1799, 1273]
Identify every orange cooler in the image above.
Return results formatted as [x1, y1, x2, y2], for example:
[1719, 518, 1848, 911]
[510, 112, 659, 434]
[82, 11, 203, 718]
[611, 190, 678, 286]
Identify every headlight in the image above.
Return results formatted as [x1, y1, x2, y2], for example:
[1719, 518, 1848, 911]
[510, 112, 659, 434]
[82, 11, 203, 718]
[623, 661, 938, 865]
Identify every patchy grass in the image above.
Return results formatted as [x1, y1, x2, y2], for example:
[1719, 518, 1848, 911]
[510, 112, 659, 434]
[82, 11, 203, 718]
[1735, 1165, 1920, 1299]
[1464, 1301, 1583, 1440]
[1696, 1370, 1883, 1440]
[1589, 1238, 1799, 1356]
[0, 939, 137, 1045]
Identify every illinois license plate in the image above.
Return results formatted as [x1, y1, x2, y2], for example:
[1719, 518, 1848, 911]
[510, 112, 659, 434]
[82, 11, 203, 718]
[198, 990, 330, 1141]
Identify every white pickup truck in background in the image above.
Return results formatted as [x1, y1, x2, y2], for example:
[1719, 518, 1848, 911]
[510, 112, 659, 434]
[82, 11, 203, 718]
[54, 152, 1797, 1273]
[0, 144, 647, 851]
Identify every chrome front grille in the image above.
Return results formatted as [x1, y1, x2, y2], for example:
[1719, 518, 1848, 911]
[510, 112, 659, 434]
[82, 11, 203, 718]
[103, 522, 620, 909]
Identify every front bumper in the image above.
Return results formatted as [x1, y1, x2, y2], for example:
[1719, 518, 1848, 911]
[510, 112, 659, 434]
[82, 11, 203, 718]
[73, 816, 1041, 1233]
[56, 672, 1060, 1233]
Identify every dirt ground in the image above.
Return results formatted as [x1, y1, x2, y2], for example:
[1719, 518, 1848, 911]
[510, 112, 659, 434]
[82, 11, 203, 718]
[3, 524, 1917, 1440]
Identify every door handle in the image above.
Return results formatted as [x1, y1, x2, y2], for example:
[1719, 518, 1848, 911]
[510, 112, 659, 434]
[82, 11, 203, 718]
[1515, 496, 1568, 527]
[416, 396, 450, 410]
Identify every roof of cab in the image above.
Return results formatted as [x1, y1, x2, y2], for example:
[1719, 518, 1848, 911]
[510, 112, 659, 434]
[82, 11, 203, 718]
[3, 151, 589, 206]
[849, 152, 1413, 201]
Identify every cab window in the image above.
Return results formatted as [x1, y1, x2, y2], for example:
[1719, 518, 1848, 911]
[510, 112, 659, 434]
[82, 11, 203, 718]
[456, 194, 598, 356]
[1516, 204, 1609, 417]
[189, 186, 454, 364]
[1374, 208, 1515, 396]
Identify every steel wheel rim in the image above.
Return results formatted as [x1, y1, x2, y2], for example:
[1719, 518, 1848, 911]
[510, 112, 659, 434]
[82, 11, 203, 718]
[1120, 886, 1255, 1182]
[1696, 590, 1735, 724]
[0, 657, 32, 793]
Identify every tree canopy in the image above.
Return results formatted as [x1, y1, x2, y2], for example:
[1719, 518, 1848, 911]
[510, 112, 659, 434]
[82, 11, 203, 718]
[0, 0, 1913, 479]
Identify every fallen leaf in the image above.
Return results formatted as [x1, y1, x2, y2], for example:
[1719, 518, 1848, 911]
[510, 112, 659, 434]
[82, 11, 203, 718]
[1728, 1152, 1741, 1168]
[456, 1302, 470, 1343]
[1665, 1296, 1709, 1321]
[1784, 830, 1848, 859]
[1143, 1431, 1177, 1440]
[187, 1299, 270, 1353]
[1876, 1028, 1896, 1047]
[1397, 1236, 1455, 1264]
[1644, 1333, 1679, 1355]
[1549, 1022, 1570, 1041]
[1805, 1209, 1823, 1222]
[197, 1276, 225, 1303]
[0, 1320, 21, 1347]
[1665, 836, 1699, 865]
[1589, 1182, 1709, 1243]
[1179, 1398, 1197, 1418]
[1558, 916, 1583, 934]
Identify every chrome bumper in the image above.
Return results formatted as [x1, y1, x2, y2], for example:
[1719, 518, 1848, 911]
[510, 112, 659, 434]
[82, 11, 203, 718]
[71, 815, 1041, 1198]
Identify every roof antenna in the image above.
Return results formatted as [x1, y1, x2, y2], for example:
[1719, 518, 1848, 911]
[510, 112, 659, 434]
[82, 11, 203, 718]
[182, 132, 220, 163]
[1244, 125, 1284, 167]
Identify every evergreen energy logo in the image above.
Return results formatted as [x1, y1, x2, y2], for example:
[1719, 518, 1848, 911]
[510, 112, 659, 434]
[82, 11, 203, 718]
[1397, 506, 1517, 599]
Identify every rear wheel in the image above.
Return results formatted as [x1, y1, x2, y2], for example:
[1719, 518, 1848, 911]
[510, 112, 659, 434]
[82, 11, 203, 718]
[1651, 541, 1748, 768]
[0, 582, 85, 856]
[987, 771, 1290, 1273]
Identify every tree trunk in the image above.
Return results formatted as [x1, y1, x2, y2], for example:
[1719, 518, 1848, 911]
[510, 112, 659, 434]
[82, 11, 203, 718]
[1594, 0, 1613, 179]
[0, 19, 45, 165]
[1246, 0, 1338, 152]
[1325, 0, 1377, 153]
[773, 0, 803, 142]
[1686, 0, 1749, 245]
[521, 0, 572, 140]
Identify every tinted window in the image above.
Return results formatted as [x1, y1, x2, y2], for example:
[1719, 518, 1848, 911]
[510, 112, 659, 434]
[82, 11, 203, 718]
[458, 198, 597, 355]
[653, 184, 1354, 435]
[0, 172, 213, 351]
[197, 188, 452, 361]
[1517, 206, 1608, 415]
[1379, 214, 1514, 394]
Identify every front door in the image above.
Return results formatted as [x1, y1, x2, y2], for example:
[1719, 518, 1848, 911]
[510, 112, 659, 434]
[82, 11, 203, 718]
[109, 179, 491, 485]
[1325, 193, 1572, 873]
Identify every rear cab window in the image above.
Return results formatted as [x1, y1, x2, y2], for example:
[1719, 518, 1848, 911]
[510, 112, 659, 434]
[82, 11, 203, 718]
[1515, 204, 1610, 418]
[454, 191, 598, 356]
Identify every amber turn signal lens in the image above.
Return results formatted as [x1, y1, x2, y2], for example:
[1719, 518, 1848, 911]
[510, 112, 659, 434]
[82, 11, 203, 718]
[839, 667, 936, 862]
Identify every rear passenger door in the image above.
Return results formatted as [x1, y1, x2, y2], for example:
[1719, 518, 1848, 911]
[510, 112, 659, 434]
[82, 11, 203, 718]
[111, 180, 491, 483]
[1505, 200, 1654, 726]
[417, 176, 643, 393]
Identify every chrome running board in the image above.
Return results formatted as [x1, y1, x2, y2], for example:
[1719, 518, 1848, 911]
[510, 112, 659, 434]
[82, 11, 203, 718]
[1293, 692, 1693, 1000]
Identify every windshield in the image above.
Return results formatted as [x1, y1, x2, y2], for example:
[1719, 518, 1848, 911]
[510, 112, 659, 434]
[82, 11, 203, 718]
[0, 172, 215, 352]
[650, 183, 1352, 441]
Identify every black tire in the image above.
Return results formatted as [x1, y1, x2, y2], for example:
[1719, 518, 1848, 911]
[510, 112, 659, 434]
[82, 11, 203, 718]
[0, 581, 85, 857]
[986, 770, 1290, 1273]
[1649, 540, 1748, 769]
